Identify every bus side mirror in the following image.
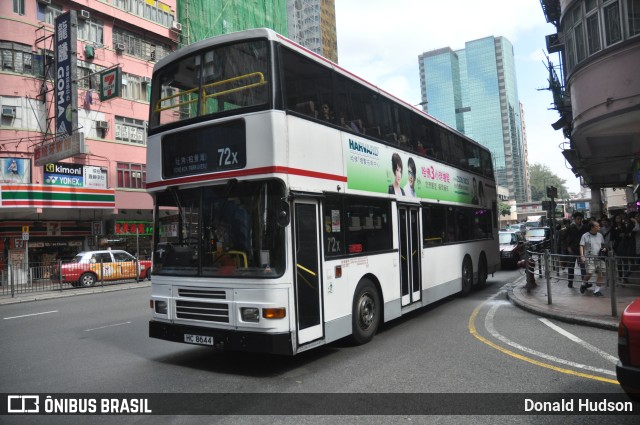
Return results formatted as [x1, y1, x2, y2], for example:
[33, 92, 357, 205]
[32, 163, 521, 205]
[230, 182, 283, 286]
[277, 202, 290, 227]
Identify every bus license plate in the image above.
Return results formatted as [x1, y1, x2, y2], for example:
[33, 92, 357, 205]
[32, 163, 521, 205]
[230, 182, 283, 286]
[184, 334, 214, 346]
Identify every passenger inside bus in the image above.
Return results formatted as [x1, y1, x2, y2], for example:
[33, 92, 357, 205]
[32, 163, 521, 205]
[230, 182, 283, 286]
[339, 112, 363, 133]
[320, 102, 335, 121]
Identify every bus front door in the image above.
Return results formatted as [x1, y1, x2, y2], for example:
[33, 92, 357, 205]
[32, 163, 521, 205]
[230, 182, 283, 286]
[293, 201, 324, 345]
[399, 206, 421, 306]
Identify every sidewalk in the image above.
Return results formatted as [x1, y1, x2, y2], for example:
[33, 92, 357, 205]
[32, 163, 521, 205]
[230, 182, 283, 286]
[507, 273, 640, 331]
[0, 281, 151, 306]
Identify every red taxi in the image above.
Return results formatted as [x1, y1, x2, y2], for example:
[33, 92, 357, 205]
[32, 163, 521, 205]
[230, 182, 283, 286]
[59, 250, 152, 287]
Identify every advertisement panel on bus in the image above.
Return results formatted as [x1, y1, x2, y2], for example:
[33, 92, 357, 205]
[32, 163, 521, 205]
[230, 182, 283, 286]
[344, 134, 490, 206]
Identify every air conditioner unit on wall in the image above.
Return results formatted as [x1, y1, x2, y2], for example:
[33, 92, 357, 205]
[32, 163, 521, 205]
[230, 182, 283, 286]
[115, 43, 125, 52]
[2, 107, 16, 118]
[142, 76, 152, 84]
[80, 10, 90, 20]
[171, 22, 182, 32]
[96, 120, 109, 130]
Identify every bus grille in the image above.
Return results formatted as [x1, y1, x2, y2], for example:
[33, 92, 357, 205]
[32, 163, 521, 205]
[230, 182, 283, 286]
[175, 300, 229, 323]
[178, 288, 226, 299]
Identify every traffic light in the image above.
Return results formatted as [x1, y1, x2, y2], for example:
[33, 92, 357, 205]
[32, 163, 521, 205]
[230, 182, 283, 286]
[546, 186, 558, 198]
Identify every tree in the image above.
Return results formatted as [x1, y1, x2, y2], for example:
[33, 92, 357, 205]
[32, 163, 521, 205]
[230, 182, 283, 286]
[529, 163, 569, 201]
[498, 200, 511, 217]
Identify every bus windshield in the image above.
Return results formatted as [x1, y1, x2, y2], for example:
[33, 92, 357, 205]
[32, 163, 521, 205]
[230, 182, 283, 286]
[153, 180, 286, 278]
[149, 39, 270, 129]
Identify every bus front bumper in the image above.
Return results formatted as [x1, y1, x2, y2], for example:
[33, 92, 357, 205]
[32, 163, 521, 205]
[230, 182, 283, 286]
[149, 320, 293, 355]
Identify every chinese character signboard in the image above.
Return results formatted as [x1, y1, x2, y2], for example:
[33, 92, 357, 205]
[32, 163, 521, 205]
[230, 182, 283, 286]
[83, 165, 107, 189]
[115, 221, 152, 236]
[35, 11, 82, 166]
[54, 11, 78, 143]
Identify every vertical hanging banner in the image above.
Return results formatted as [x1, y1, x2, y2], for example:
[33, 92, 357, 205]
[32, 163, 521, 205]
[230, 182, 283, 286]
[35, 11, 83, 166]
[55, 10, 78, 141]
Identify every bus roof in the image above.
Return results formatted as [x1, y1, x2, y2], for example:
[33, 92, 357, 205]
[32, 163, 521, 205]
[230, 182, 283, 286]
[153, 28, 488, 154]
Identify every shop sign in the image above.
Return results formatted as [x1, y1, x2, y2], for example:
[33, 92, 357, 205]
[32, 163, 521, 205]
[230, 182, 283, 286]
[44, 162, 83, 187]
[84, 166, 107, 189]
[161, 223, 178, 238]
[115, 221, 152, 236]
[92, 221, 103, 235]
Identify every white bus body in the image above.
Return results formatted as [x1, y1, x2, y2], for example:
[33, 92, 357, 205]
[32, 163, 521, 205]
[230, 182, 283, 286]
[147, 29, 499, 355]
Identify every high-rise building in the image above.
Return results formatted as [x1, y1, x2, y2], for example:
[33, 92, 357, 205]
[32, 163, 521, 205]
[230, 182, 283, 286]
[418, 36, 527, 202]
[287, 0, 338, 63]
[520, 102, 532, 202]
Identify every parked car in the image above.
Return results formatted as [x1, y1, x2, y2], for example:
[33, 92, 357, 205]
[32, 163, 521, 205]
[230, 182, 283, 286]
[617, 296, 640, 401]
[526, 227, 551, 252]
[499, 230, 526, 269]
[508, 223, 526, 234]
[57, 250, 152, 287]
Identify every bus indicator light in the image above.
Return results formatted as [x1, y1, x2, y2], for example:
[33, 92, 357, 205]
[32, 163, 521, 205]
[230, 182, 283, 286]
[335, 265, 342, 278]
[262, 308, 286, 319]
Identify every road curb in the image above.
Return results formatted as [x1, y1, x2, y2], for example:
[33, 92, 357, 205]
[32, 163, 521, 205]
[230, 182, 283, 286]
[0, 281, 151, 306]
[506, 277, 618, 332]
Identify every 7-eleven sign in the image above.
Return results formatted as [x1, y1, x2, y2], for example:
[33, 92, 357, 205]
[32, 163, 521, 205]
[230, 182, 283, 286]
[99, 67, 121, 101]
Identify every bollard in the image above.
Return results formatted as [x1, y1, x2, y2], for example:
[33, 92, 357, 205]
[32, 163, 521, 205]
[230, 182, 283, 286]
[10, 263, 14, 298]
[524, 249, 537, 292]
[58, 259, 63, 291]
[544, 250, 552, 305]
[607, 251, 617, 317]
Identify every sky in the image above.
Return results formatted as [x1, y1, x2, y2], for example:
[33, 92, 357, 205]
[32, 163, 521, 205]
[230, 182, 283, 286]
[334, 0, 582, 194]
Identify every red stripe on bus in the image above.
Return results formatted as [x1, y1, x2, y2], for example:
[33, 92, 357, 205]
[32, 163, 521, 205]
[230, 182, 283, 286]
[146, 166, 347, 189]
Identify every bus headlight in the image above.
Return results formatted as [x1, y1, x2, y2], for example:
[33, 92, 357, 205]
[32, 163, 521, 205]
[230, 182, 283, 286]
[154, 300, 168, 315]
[241, 307, 260, 322]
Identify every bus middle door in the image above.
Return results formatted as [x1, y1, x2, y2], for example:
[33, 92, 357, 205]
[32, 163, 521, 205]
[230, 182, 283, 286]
[293, 200, 324, 346]
[398, 205, 421, 306]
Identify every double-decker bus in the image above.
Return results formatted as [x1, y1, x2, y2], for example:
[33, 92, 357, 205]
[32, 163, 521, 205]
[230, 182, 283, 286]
[146, 28, 500, 355]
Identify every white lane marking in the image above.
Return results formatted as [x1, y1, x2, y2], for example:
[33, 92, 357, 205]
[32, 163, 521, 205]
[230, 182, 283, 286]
[538, 318, 619, 364]
[3, 310, 59, 320]
[484, 302, 615, 376]
[84, 321, 131, 332]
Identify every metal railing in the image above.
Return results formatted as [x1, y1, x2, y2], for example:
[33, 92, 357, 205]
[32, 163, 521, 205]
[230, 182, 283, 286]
[0, 259, 149, 298]
[520, 243, 639, 317]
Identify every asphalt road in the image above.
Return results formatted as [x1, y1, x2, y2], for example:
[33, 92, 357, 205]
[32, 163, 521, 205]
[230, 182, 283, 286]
[0, 270, 637, 424]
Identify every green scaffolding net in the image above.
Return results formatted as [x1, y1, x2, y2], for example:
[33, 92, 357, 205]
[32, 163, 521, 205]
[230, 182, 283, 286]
[177, 0, 288, 46]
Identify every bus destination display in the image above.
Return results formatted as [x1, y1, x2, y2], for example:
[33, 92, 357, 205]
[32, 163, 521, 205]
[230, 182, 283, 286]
[161, 120, 246, 179]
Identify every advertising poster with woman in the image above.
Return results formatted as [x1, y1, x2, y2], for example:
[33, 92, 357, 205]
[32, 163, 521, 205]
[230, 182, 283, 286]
[0, 158, 30, 183]
[344, 134, 485, 205]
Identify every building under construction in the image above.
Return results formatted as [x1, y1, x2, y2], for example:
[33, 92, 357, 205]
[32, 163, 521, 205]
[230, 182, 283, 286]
[177, 0, 288, 46]
[176, 0, 338, 64]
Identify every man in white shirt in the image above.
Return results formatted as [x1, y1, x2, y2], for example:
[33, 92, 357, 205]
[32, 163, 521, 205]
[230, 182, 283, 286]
[579, 221, 606, 296]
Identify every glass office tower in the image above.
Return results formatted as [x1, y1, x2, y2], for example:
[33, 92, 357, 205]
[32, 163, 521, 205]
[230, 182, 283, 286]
[419, 36, 526, 202]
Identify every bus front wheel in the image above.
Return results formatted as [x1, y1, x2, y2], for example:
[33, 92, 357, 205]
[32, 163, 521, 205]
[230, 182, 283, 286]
[351, 279, 380, 345]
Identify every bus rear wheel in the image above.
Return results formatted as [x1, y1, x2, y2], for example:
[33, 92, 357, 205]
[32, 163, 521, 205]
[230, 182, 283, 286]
[351, 279, 380, 345]
[460, 257, 473, 296]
